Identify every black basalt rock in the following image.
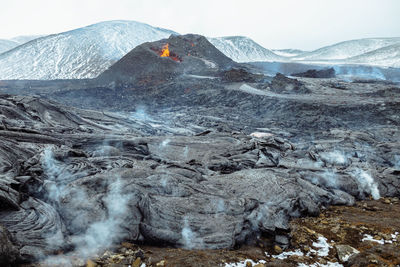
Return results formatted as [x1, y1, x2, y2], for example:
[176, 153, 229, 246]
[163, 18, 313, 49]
[291, 68, 336, 78]
[0, 225, 19, 266]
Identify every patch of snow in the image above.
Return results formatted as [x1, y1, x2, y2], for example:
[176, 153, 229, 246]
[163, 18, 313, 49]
[224, 259, 266, 267]
[266, 235, 344, 266]
[185, 74, 218, 79]
[298, 262, 343, 267]
[339, 246, 360, 262]
[362, 234, 384, 244]
[387, 232, 399, 243]
[307, 236, 332, 257]
[250, 132, 273, 138]
[267, 249, 304, 260]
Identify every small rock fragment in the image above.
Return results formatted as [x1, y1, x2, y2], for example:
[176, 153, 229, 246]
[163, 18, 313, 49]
[274, 245, 283, 254]
[275, 234, 290, 245]
[335, 244, 360, 262]
[132, 257, 142, 267]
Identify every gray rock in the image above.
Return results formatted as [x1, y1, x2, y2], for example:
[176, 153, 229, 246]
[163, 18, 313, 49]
[0, 225, 19, 266]
[335, 244, 360, 262]
[275, 235, 290, 245]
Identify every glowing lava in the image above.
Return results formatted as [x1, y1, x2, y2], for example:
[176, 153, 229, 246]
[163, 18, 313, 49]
[157, 43, 181, 62]
[160, 43, 170, 57]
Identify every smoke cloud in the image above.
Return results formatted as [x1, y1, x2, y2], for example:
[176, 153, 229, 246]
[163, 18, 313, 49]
[319, 150, 348, 166]
[181, 217, 204, 249]
[394, 155, 400, 169]
[70, 178, 131, 257]
[333, 65, 386, 81]
[41, 146, 133, 263]
[352, 169, 380, 200]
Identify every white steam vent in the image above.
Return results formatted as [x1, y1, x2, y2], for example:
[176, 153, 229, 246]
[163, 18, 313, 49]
[353, 169, 380, 200]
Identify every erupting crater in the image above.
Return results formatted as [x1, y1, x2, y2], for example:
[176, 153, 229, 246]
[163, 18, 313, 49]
[97, 34, 237, 86]
[154, 43, 182, 62]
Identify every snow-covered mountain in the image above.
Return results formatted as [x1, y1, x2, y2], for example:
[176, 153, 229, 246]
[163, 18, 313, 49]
[0, 35, 45, 54]
[208, 36, 284, 62]
[1, 20, 399, 81]
[0, 20, 177, 80]
[10, 35, 46, 45]
[0, 39, 19, 54]
[272, 49, 306, 57]
[293, 38, 400, 61]
[346, 43, 400, 68]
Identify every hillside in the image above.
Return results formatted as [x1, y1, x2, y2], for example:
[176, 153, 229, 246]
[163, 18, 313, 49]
[0, 20, 176, 80]
[293, 37, 400, 61]
[208, 36, 284, 62]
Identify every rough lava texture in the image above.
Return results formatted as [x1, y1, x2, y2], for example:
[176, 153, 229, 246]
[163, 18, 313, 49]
[0, 225, 19, 266]
[0, 92, 399, 263]
[0, 34, 399, 265]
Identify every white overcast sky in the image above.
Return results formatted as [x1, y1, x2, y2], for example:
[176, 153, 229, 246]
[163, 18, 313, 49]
[1, 0, 400, 50]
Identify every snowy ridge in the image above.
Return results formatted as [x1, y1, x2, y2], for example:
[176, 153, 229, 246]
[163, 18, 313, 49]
[208, 36, 285, 62]
[293, 37, 400, 61]
[0, 39, 19, 54]
[346, 43, 400, 68]
[1, 21, 399, 80]
[0, 20, 177, 80]
[10, 35, 45, 44]
[0, 35, 46, 54]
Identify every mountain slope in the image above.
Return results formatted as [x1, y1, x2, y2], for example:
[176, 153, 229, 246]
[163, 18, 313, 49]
[208, 36, 285, 62]
[0, 39, 19, 54]
[0, 20, 177, 80]
[346, 43, 400, 68]
[98, 34, 236, 86]
[293, 37, 400, 61]
[10, 35, 45, 44]
[0, 35, 45, 55]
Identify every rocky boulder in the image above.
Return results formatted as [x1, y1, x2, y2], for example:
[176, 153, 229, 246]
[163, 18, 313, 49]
[270, 73, 311, 94]
[291, 68, 336, 78]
